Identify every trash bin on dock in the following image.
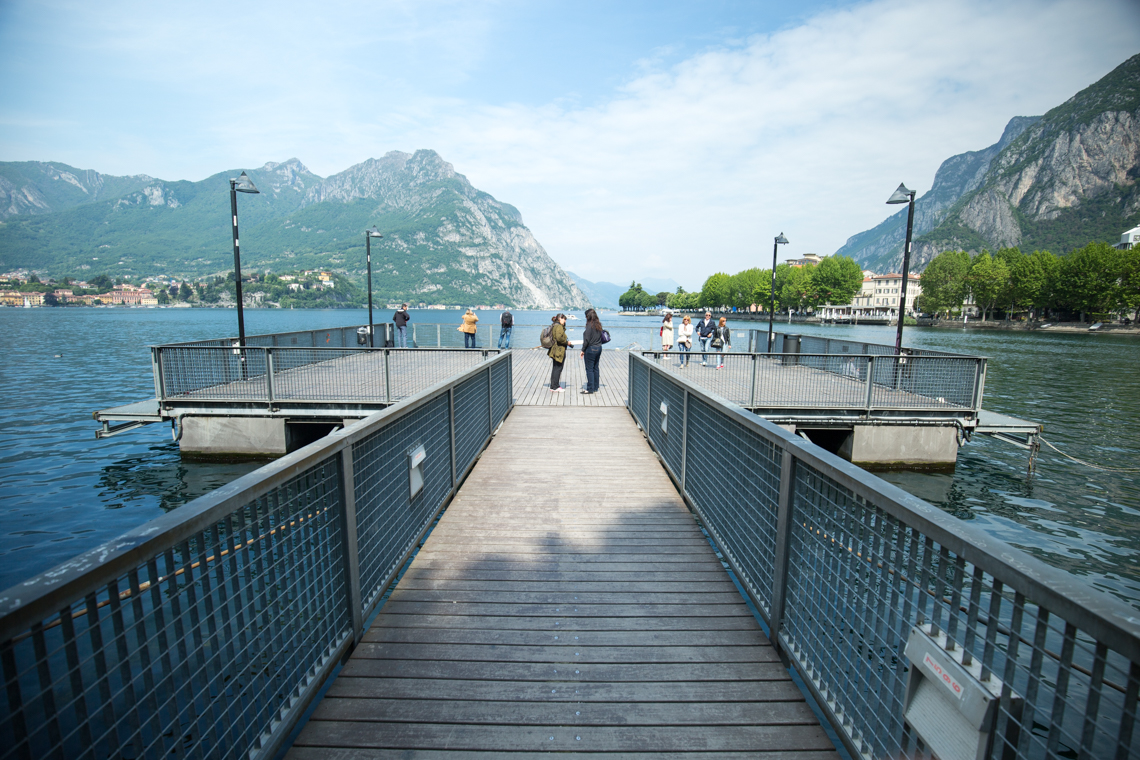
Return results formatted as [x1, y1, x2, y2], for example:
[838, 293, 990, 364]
[782, 334, 801, 365]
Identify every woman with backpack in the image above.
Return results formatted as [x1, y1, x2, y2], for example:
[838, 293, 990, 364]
[712, 316, 731, 369]
[579, 308, 605, 394]
[547, 313, 570, 392]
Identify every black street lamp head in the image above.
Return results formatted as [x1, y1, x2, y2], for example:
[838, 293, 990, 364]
[775, 233, 789, 245]
[366, 227, 382, 238]
[887, 183, 913, 204]
[232, 171, 260, 194]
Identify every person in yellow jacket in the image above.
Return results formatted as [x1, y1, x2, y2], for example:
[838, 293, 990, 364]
[459, 308, 479, 348]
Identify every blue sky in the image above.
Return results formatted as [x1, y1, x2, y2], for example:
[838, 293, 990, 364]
[2, 0, 1138, 289]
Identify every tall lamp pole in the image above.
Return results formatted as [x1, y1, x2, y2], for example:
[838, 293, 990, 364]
[886, 183, 916, 354]
[229, 171, 260, 347]
[365, 227, 382, 347]
[768, 233, 789, 352]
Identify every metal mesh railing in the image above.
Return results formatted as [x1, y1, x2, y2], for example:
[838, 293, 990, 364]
[155, 346, 500, 406]
[627, 353, 1139, 760]
[0, 352, 514, 760]
[641, 351, 982, 411]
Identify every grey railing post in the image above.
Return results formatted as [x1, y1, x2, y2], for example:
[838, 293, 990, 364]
[768, 447, 798, 660]
[646, 362, 653, 425]
[680, 389, 689, 493]
[750, 353, 759, 408]
[486, 365, 493, 433]
[973, 358, 987, 413]
[152, 347, 166, 402]
[448, 387, 457, 488]
[412, 323, 417, 347]
[336, 445, 363, 645]
[265, 349, 275, 409]
[384, 349, 392, 404]
[864, 355, 875, 413]
[436, 324, 440, 347]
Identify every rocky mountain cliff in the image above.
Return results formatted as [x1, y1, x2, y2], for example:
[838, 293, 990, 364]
[836, 53, 1140, 272]
[0, 151, 589, 309]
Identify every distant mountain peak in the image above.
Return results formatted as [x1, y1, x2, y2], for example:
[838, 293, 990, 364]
[835, 53, 1140, 271]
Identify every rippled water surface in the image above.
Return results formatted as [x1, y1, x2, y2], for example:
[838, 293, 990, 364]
[1, 309, 1137, 609]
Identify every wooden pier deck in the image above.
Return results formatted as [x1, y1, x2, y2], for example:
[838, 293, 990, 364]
[289, 406, 839, 758]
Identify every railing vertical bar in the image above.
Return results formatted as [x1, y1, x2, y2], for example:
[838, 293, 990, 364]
[30, 623, 63, 757]
[679, 389, 689, 493]
[769, 448, 796, 648]
[1046, 622, 1078, 756]
[749, 353, 758, 407]
[384, 349, 393, 404]
[338, 446, 363, 643]
[221, 514, 251, 747]
[449, 387, 457, 488]
[981, 579, 1004, 683]
[162, 551, 195, 756]
[1115, 661, 1139, 760]
[1017, 604, 1052, 757]
[916, 536, 936, 630]
[84, 590, 121, 757]
[884, 513, 909, 743]
[436, 323, 440, 347]
[106, 580, 145, 756]
[2, 627, 30, 760]
[1078, 643, 1107, 760]
[265, 349, 275, 408]
[961, 564, 984, 668]
[58, 604, 93, 756]
[864, 355, 874, 413]
[126, 567, 163, 754]
[152, 347, 166, 402]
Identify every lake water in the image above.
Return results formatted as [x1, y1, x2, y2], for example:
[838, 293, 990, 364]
[1, 307, 1137, 610]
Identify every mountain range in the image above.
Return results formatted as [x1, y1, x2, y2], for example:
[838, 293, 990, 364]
[835, 53, 1140, 273]
[0, 150, 590, 309]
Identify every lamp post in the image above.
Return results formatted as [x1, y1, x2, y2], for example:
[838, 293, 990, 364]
[768, 233, 789, 352]
[229, 171, 260, 348]
[886, 183, 916, 354]
[365, 227, 382, 347]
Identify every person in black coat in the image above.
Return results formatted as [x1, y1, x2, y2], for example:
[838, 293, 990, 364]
[578, 308, 605, 394]
[394, 304, 411, 348]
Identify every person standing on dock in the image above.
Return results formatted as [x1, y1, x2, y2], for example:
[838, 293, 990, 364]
[579, 308, 604, 394]
[678, 315, 694, 367]
[660, 312, 674, 352]
[460, 308, 479, 348]
[499, 309, 513, 349]
[548, 313, 569, 392]
[712, 316, 731, 369]
[393, 304, 411, 348]
[696, 311, 716, 365]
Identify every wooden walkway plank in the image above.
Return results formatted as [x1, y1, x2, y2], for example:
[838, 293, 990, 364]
[289, 406, 838, 758]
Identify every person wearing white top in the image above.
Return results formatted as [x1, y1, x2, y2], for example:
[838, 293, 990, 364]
[660, 313, 674, 351]
[677, 315, 694, 367]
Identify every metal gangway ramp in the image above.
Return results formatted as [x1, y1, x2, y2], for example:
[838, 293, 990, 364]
[290, 405, 836, 756]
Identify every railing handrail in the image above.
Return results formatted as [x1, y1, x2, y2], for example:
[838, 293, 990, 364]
[0, 351, 512, 643]
[628, 352, 1140, 664]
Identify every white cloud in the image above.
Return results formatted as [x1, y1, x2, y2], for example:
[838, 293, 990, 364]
[394, 0, 1140, 287]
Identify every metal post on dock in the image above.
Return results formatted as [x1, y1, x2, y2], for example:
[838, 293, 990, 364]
[750, 353, 759, 408]
[767, 447, 798, 663]
[384, 349, 393, 404]
[864, 355, 876, 413]
[336, 446, 364, 645]
[265, 349, 275, 409]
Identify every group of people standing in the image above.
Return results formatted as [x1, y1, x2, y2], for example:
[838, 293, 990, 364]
[546, 308, 604, 393]
[658, 311, 731, 368]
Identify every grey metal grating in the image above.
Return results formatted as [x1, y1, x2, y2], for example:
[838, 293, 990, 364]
[683, 395, 782, 613]
[0, 459, 349, 760]
[627, 353, 1138, 760]
[782, 460, 1138, 759]
[629, 360, 649, 428]
[646, 368, 685, 479]
[490, 360, 511, 428]
[352, 395, 453, 613]
[453, 369, 491, 479]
